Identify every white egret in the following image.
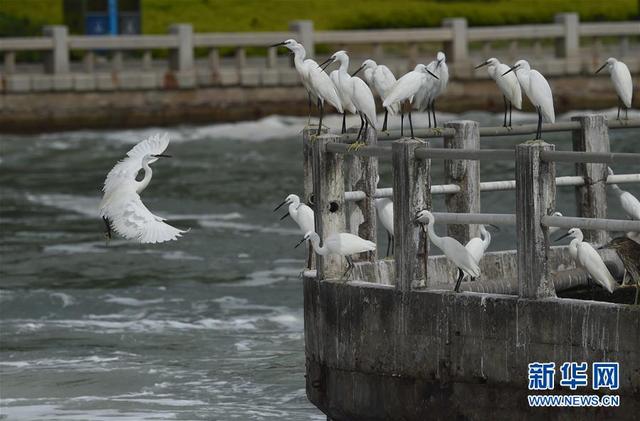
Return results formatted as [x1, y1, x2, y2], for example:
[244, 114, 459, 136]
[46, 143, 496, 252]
[463, 224, 493, 281]
[352, 59, 399, 131]
[548, 211, 563, 235]
[608, 168, 640, 220]
[274, 194, 315, 268]
[556, 228, 617, 293]
[383, 64, 439, 138]
[415, 210, 480, 292]
[295, 230, 376, 279]
[475, 57, 522, 127]
[329, 69, 357, 134]
[596, 57, 633, 120]
[100, 133, 187, 244]
[374, 197, 394, 256]
[271, 39, 343, 135]
[420, 52, 449, 128]
[503, 60, 554, 140]
[319, 51, 377, 140]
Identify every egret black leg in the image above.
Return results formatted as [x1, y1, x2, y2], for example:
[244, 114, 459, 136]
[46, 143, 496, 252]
[356, 114, 365, 141]
[382, 109, 389, 132]
[307, 92, 312, 125]
[391, 235, 394, 255]
[343, 256, 355, 279]
[317, 99, 324, 136]
[509, 101, 513, 127]
[503, 96, 508, 127]
[385, 232, 391, 257]
[409, 111, 414, 139]
[400, 109, 405, 137]
[624, 104, 629, 121]
[341, 112, 347, 134]
[454, 269, 464, 292]
[102, 216, 112, 240]
[617, 98, 621, 121]
[307, 242, 313, 269]
[536, 107, 542, 140]
[427, 104, 432, 128]
[431, 100, 437, 128]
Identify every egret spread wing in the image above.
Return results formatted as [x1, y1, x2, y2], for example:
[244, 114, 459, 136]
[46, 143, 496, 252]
[107, 191, 187, 244]
[103, 133, 169, 193]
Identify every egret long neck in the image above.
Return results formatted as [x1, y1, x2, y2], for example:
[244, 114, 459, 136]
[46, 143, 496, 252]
[292, 47, 306, 71]
[136, 161, 153, 194]
[338, 56, 350, 75]
[426, 223, 445, 249]
[310, 235, 328, 256]
[481, 227, 491, 250]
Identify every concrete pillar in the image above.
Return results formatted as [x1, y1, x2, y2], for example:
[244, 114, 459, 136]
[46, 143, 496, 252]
[353, 126, 378, 262]
[289, 20, 314, 58]
[43, 25, 69, 74]
[555, 13, 580, 74]
[442, 17, 468, 75]
[392, 138, 431, 291]
[169, 24, 194, 72]
[444, 120, 481, 244]
[515, 141, 557, 299]
[571, 114, 610, 246]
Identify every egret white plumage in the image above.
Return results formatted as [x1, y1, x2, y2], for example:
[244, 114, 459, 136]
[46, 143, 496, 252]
[608, 168, 640, 220]
[374, 198, 394, 256]
[353, 59, 399, 131]
[99, 133, 187, 244]
[274, 194, 315, 268]
[295, 230, 376, 279]
[319, 51, 377, 140]
[415, 210, 480, 292]
[418, 52, 448, 128]
[462, 224, 493, 281]
[503, 59, 554, 140]
[329, 69, 357, 133]
[271, 39, 343, 135]
[383, 64, 439, 138]
[596, 57, 633, 120]
[475, 57, 522, 127]
[556, 228, 617, 293]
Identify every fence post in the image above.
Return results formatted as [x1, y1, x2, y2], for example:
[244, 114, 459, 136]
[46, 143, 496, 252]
[289, 20, 315, 58]
[515, 141, 556, 299]
[442, 17, 469, 77]
[43, 25, 69, 74]
[571, 114, 610, 246]
[312, 134, 346, 280]
[393, 139, 431, 292]
[554, 13, 580, 74]
[444, 121, 480, 244]
[354, 126, 379, 262]
[169, 24, 194, 72]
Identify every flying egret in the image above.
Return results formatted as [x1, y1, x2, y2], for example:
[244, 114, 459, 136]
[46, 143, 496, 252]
[603, 236, 640, 304]
[548, 211, 563, 235]
[100, 133, 187, 244]
[352, 59, 399, 131]
[374, 197, 394, 256]
[271, 39, 343, 135]
[556, 228, 617, 293]
[503, 60, 554, 140]
[415, 210, 480, 292]
[319, 51, 377, 140]
[295, 230, 376, 279]
[475, 57, 522, 127]
[418, 52, 449, 128]
[608, 168, 640, 220]
[596, 57, 633, 120]
[383, 64, 439, 138]
[462, 224, 494, 282]
[274, 194, 315, 268]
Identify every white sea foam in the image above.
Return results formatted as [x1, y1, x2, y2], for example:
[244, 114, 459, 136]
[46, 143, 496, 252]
[50, 292, 76, 307]
[103, 295, 165, 307]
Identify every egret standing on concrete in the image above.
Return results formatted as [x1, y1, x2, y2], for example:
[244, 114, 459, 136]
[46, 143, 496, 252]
[596, 57, 633, 120]
[415, 210, 480, 292]
[503, 60, 554, 140]
[384, 65, 439, 138]
[100, 133, 187, 244]
[295, 230, 376, 279]
[556, 228, 617, 293]
[274, 194, 315, 268]
[475, 57, 522, 127]
[352, 59, 399, 132]
[271, 39, 343, 135]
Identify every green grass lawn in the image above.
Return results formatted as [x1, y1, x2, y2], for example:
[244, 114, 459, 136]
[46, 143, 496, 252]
[1, 0, 637, 36]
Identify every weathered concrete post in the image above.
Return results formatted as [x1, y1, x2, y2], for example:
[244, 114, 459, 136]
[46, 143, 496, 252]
[515, 141, 557, 299]
[554, 13, 580, 74]
[392, 139, 431, 291]
[312, 134, 346, 280]
[289, 20, 315, 58]
[442, 17, 469, 77]
[303, 128, 326, 270]
[169, 24, 194, 72]
[444, 121, 480, 244]
[43, 25, 69, 74]
[353, 126, 379, 261]
[572, 114, 610, 246]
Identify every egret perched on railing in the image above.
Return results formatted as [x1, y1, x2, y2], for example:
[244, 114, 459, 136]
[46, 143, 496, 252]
[352, 59, 399, 132]
[295, 230, 376, 279]
[415, 210, 480, 292]
[503, 59, 554, 140]
[319, 51, 377, 141]
[271, 39, 343, 135]
[475, 57, 522, 128]
[383, 65, 439, 138]
[556, 228, 617, 293]
[274, 194, 315, 268]
[100, 133, 187, 244]
[416, 51, 449, 128]
[596, 58, 633, 120]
